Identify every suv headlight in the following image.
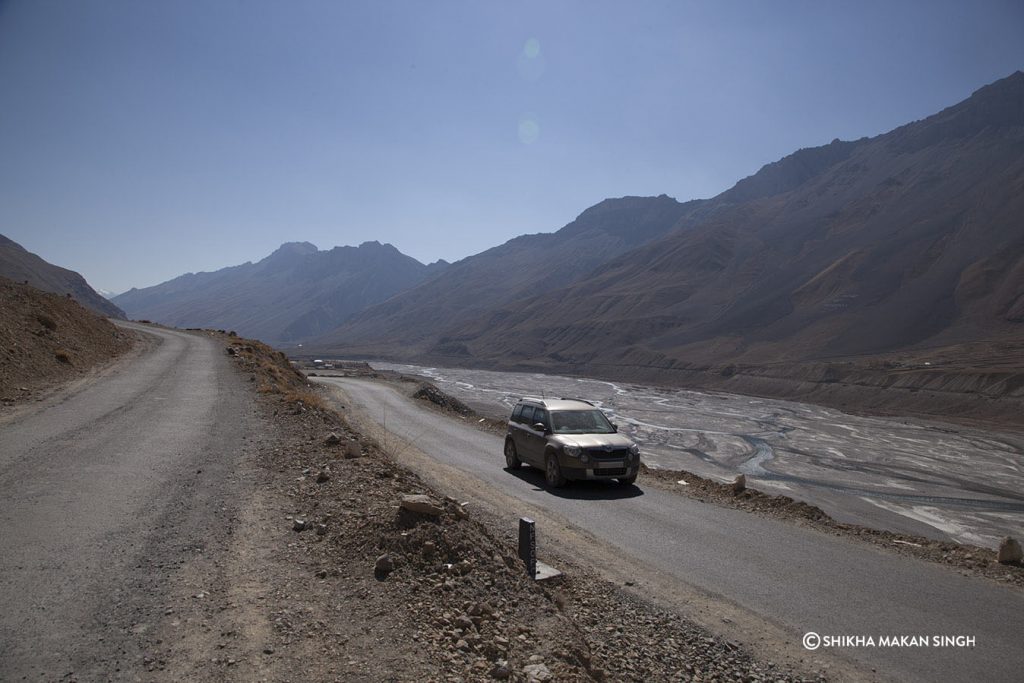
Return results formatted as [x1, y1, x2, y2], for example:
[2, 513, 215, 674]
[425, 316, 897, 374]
[563, 442, 582, 458]
[628, 443, 640, 461]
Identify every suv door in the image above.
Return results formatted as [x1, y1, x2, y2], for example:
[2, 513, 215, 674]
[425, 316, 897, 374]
[510, 404, 535, 463]
[524, 408, 551, 466]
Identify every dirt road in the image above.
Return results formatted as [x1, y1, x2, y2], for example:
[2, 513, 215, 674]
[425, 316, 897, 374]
[0, 323, 265, 679]
[319, 376, 1024, 683]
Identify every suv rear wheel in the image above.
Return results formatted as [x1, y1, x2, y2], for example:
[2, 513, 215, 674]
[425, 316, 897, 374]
[545, 452, 567, 488]
[504, 439, 521, 470]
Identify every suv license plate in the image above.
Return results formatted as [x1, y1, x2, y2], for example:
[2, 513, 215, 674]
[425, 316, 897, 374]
[594, 460, 626, 469]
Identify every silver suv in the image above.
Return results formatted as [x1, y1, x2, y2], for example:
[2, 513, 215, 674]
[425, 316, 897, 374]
[503, 398, 640, 487]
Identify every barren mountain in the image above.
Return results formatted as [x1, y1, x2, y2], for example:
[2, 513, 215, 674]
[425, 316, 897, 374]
[314, 72, 1024, 382]
[0, 235, 125, 319]
[113, 241, 448, 344]
[310, 194, 698, 355]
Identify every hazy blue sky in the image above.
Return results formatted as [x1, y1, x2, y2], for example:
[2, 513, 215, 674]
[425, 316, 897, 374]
[1, 1, 1022, 293]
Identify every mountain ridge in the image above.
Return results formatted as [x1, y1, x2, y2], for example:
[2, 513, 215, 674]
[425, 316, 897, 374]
[113, 240, 447, 343]
[0, 235, 125, 319]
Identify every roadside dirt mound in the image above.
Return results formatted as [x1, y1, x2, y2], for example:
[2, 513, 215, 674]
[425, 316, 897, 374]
[412, 381, 473, 416]
[0, 277, 134, 404]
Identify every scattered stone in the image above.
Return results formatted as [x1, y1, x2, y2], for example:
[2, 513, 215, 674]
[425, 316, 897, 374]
[316, 523, 328, 536]
[374, 553, 395, 577]
[997, 537, 1023, 564]
[732, 474, 746, 493]
[324, 433, 341, 446]
[490, 659, 511, 679]
[522, 662, 552, 681]
[400, 494, 444, 517]
[292, 519, 307, 532]
[316, 469, 330, 483]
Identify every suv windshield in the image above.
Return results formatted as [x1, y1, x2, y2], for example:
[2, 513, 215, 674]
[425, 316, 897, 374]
[549, 409, 615, 434]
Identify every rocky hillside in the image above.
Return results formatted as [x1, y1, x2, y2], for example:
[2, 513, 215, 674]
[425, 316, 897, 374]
[0, 234, 125, 319]
[313, 72, 1024, 406]
[0, 277, 134, 403]
[113, 241, 449, 345]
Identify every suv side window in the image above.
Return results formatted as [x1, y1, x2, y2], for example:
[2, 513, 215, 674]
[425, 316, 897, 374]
[533, 408, 550, 431]
[518, 405, 535, 424]
[511, 404, 524, 422]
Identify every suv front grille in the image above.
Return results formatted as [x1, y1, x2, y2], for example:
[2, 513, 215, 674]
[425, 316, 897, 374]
[585, 447, 630, 460]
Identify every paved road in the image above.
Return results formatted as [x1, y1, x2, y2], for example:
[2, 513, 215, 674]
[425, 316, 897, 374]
[0, 323, 258, 680]
[320, 376, 1024, 683]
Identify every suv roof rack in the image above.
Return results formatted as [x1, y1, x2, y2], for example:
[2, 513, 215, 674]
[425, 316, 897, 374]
[517, 397, 596, 408]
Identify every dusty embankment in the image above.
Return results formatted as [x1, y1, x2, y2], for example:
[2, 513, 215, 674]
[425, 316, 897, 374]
[223, 340, 817, 681]
[0, 277, 135, 406]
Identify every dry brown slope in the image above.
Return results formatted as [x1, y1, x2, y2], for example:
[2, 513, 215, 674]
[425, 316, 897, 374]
[0, 277, 134, 404]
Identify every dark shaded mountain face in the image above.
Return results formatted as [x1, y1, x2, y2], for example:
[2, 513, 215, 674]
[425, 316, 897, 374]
[0, 235, 125, 319]
[315, 71, 1024, 372]
[310, 194, 698, 353]
[113, 241, 447, 344]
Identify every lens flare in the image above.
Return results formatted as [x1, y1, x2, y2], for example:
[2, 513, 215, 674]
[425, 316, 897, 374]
[518, 114, 540, 144]
[517, 37, 545, 81]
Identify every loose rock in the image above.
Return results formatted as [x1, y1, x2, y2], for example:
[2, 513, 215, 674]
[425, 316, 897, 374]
[997, 536, 1023, 564]
[489, 659, 511, 679]
[522, 662, 552, 682]
[400, 494, 444, 517]
[374, 553, 395, 577]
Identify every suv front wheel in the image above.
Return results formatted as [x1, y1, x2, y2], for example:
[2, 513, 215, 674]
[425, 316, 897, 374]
[545, 452, 567, 488]
[504, 439, 521, 470]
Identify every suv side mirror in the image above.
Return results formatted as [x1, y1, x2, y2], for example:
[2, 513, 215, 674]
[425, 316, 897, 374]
[532, 422, 549, 434]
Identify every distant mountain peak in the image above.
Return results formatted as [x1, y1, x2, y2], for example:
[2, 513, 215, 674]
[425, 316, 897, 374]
[273, 241, 319, 255]
[259, 241, 319, 266]
[112, 239, 445, 343]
